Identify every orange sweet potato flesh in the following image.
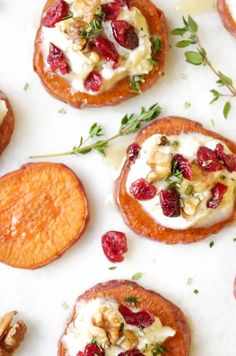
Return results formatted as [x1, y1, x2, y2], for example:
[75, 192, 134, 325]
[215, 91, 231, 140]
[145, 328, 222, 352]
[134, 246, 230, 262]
[115, 117, 236, 244]
[218, 0, 236, 37]
[58, 280, 191, 356]
[0, 162, 89, 269]
[0, 91, 14, 155]
[34, 0, 168, 108]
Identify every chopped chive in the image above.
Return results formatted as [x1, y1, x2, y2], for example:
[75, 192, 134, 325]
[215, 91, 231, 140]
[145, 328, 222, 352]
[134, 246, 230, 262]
[185, 184, 193, 196]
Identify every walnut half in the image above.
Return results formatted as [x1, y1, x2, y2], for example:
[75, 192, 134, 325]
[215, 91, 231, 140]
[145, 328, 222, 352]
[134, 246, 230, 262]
[0, 312, 27, 355]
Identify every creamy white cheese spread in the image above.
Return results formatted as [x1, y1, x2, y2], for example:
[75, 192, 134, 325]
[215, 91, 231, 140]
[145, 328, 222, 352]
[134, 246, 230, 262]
[126, 133, 236, 230]
[0, 99, 8, 126]
[62, 298, 175, 356]
[41, 0, 154, 94]
[226, 0, 236, 22]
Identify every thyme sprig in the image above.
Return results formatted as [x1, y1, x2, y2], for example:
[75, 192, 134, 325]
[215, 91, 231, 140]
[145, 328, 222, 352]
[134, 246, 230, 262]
[30, 104, 161, 159]
[172, 16, 236, 118]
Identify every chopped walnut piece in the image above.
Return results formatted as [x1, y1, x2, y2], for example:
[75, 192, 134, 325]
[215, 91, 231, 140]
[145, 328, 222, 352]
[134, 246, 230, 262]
[120, 330, 138, 351]
[72, 0, 101, 22]
[191, 164, 215, 193]
[147, 150, 172, 183]
[2, 321, 27, 352]
[183, 196, 200, 216]
[57, 17, 87, 51]
[90, 325, 110, 346]
[92, 305, 123, 345]
[0, 312, 17, 340]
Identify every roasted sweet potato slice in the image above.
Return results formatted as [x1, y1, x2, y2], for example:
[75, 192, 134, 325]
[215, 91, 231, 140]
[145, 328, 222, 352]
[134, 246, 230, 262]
[218, 0, 236, 37]
[58, 280, 191, 356]
[0, 162, 89, 269]
[0, 91, 14, 155]
[34, 0, 168, 108]
[115, 117, 236, 244]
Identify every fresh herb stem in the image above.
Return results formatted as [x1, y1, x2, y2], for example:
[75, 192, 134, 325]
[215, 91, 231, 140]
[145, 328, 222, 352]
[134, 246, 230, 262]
[30, 104, 161, 159]
[172, 16, 236, 117]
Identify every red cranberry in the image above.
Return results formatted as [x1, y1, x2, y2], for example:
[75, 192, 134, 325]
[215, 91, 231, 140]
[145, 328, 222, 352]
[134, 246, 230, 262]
[76, 352, 84, 356]
[160, 189, 180, 217]
[84, 71, 103, 92]
[207, 182, 228, 209]
[119, 305, 154, 328]
[173, 154, 192, 180]
[118, 349, 144, 356]
[130, 178, 157, 201]
[115, 0, 132, 9]
[215, 143, 236, 172]
[102, 231, 128, 263]
[197, 146, 223, 172]
[42, 0, 69, 28]
[94, 35, 120, 68]
[112, 20, 139, 50]
[84, 344, 104, 356]
[102, 2, 121, 21]
[127, 143, 141, 163]
[47, 43, 70, 74]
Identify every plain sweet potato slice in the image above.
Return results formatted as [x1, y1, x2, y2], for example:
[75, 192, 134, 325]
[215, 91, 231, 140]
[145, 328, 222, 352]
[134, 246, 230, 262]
[0, 162, 89, 269]
[34, 0, 168, 108]
[58, 280, 191, 356]
[0, 91, 14, 155]
[115, 117, 236, 244]
[218, 0, 236, 37]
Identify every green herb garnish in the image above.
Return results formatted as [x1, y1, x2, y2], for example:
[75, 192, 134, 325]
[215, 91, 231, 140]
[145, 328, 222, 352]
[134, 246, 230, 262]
[193, 289, 199, 294]
[23, 82, 29, 91]
[109, 266, 117, 270]
[119, 322, 125, 332]
[152, 344, 167, 355]
[132, 272, 144, 281]
[209, 241, 214, 248]
[124, 296, 142, 305]
[62, 11, 73, 20]
[184, 101, 191, 109]
[80, 18, 103, 39]
[233, 238, 236, 242]
[58, 108, 67, 114]
[172, 16, 236, 119]
[30, 104, 161, 159]
[151, 36, 162, 54]
[130, 75, 145, 94]
[187, 277, 193, 286]
[185, 184, 193, 196]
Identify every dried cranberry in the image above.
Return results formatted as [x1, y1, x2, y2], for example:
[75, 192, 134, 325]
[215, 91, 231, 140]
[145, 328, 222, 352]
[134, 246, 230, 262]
[119, 305, 154, 328]
[102, 2, 121, 21]
[84, 344, 104, 356]
[84, 71, 103, 92]
[215, 143, 236, 172]
[127, 143, 141, 163]
[197, 146, 223, 172]
[160, 189, 180, 217]
[112, 20, 139, 50]
[94, 35, 120, 68]
[76, 352, 84, 356]
[130, 178, 157, 201]
[47, 43, 70, 74]
[115, 0, 131, 9]
[207, 182, 228, 209]
[173, 154, 192, 180]
[118, 349, 144, 356]
[102, 231, 128, 263]
[42, 0, 69, 28]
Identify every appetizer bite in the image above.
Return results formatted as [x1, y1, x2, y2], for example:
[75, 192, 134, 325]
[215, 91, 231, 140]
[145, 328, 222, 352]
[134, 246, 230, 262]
[116, 117, 236, 243]
[0, 311, 27, 355]
[218, 0, 236, 37]
[0, 91, 14, 155]
[34, 0, 168, 108]
[0, 162, 89, 269]
[58, 280, 190, 356]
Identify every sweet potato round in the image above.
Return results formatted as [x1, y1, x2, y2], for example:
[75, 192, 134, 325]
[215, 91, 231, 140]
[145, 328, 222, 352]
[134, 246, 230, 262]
[0, 162, 89, 269]
[0, 91, 14, 155]
[58, 280, 191, 356]
[115, 117, 236, 244]
[34, 0, 168, 108]
[218, 0, 236, 37]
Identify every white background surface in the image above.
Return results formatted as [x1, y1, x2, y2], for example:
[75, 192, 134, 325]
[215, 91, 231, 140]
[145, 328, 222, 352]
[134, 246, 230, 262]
[0, 0, 235, 355]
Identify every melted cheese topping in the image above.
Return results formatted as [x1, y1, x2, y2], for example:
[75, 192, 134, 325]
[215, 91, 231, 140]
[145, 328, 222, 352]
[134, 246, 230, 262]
[41, 0, 153, 95]
[126, 133, 236, 230]
[62, 299, 175, 356]
[0, 100, 8, 126]
[226, 0, 236, 22]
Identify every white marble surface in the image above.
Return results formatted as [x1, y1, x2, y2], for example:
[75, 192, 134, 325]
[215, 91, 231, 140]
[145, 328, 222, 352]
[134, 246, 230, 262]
[0, 1, 235, 355]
